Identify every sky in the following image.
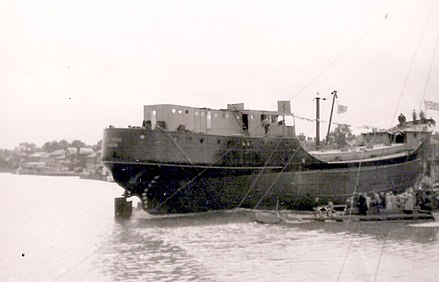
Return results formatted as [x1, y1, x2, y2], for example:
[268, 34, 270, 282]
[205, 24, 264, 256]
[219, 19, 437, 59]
[1, 0, 439, 149]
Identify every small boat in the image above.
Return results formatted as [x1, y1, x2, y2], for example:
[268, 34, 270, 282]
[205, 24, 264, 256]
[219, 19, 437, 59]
[254, 211, 281, 224]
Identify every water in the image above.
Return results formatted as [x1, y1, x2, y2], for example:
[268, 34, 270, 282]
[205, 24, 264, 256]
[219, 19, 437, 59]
[1, 173, 439, 282]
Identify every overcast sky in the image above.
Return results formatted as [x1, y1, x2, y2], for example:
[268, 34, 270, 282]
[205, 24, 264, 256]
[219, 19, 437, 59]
[1, 0, 439, 149]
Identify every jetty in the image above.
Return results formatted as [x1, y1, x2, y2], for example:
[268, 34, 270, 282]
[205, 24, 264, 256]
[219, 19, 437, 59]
[254, 209, 436, 224]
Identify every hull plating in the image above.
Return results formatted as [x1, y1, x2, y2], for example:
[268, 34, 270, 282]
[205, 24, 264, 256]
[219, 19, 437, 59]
[104, 149, 423, 213]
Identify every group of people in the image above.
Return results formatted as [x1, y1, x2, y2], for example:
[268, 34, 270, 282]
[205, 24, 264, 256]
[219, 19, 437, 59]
[398, 109, 427, 127]
[346, 188, 418, 216]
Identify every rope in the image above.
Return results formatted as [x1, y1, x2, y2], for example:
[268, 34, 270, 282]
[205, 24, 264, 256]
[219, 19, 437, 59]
[157, 126, 193, 165]
[156, 122, 277, 208]
[235, 138, 285, 210]
[419, 14, 439, 110]
[390, 0, 437, 127]
[254, 148, 300, 209]
[291, 3, 401, 101]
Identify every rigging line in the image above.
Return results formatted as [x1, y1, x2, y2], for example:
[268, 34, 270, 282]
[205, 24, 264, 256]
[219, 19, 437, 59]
[157, 122, 273, 207]
[337, 39, 370, 90]
[156, 144, 239, 208]
[420, 15, 439, 110]
[234, 137, 285, 211]
[294, 113, 385, 131]
[390, 0, 437, 127]
[52, 224, 134, 281]
[254, 148, 300, 209]
[340, 133, 423, 282]
[291, 7, 395, 101]
[157, 127, 193, 165]
[337, 143, 410, 280]
[53, 250, 98, 281]
[336, 149, 366, 282]
[337, 133, 411, 280]
[373, 226, 390, 282]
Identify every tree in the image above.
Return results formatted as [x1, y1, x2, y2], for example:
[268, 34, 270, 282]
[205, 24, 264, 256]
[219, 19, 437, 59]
[326, 124, 356, 149]
[59, 139, 69, 149]
[42, 140, 64, 152]
[18, 142, 36, 152]
[92, 140, 102, 151]
[71, 140, 86, 148]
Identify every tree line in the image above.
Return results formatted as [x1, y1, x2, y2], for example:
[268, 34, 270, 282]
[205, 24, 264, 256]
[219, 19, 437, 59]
[16, 139, 102, 153]
[0, 139, 102, 172]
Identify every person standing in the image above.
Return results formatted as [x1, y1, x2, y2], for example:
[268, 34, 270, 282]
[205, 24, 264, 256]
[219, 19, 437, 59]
[390, 192, 397, 211]
[403, 192, 414, 214]
[420, 110, 426, 123]
[385, 193, 393, 211]
[412, 110, 417, 125]
[262, 118, 270, 134]
[372, 192, 381, 214]
[358, 194, 368, 216]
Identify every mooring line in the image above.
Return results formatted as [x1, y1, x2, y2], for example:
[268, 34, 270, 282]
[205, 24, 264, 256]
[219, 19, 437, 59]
[254, 148, 300, 209]
[156, 123, 286, 209]
[52, 222, 135, 281]
[235, 137, 286, 211]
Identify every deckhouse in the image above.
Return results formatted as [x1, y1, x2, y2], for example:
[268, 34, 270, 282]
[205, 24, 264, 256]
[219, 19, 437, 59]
[142, 101, 296, 138]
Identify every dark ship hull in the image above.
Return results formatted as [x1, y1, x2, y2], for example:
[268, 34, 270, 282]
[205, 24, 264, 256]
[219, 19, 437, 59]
[102, 127, 426, 214]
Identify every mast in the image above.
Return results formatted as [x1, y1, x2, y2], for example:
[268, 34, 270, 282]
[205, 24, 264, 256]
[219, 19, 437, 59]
[315, 93, 325, 150]
[326, 90, 337, 145]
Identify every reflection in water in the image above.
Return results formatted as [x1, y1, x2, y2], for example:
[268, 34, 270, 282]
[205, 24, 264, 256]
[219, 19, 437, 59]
[1, 174, 439, 282]
[297, 221, 439, 244]
[94, 223, 208, 281]
[92, 210, 439, 282]
[93, 210, 254, 282]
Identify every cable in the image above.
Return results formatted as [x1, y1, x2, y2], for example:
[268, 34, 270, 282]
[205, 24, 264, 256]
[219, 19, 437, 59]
[419, 15, 439, 110]
[291, 3, 401, 101]
[390, 0, 437, 127]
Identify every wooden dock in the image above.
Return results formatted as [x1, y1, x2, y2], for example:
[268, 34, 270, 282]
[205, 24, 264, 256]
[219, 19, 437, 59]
[255, 210, 436, 224]
[331, 212, 434, 222]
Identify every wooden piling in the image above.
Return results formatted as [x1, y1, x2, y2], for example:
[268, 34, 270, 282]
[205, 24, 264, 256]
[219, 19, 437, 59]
[114, 197, 132, 219]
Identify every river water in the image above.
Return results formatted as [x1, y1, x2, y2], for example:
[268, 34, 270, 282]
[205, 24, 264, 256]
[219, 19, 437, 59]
[1, 173, 439, 282]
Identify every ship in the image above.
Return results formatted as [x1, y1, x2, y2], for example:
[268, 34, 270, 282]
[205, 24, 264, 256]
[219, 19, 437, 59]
[101, 101, 435, 214]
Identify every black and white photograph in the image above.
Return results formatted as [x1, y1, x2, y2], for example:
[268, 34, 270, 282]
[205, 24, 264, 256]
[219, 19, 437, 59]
[1, 1, 439, 281]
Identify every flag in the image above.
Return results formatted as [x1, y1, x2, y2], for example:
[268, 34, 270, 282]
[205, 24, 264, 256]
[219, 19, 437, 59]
[277, 100, 291, 113]
[337, 104, 348, 114]
[425, 100, 439, 111]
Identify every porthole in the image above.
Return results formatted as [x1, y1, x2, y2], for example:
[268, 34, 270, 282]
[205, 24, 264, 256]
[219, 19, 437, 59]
[200, 138, 204, 143]
[172, 109, 176, 113]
